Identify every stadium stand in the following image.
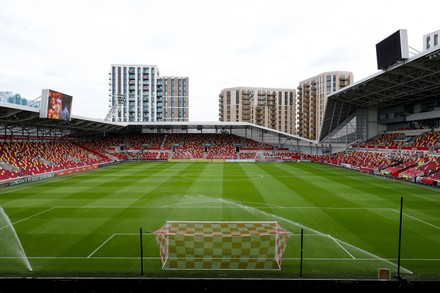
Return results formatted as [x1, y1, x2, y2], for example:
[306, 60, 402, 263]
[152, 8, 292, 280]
[3, 128, 440, 187]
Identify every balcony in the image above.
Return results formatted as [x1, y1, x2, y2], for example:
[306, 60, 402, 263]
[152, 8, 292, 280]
[340, 80, 350, 87]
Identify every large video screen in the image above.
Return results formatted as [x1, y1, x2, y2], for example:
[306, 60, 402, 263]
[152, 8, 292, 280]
[40, 89, 72, 121]
[376, 29, 409, 70]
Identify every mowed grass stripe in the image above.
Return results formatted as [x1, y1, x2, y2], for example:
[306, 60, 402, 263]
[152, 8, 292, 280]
[252, 163, 421, 261]
[220, 163, 273, 221]
[13, 163, 196, 260]
[60, 163, 208, 258]
[275, 163, 440, 262]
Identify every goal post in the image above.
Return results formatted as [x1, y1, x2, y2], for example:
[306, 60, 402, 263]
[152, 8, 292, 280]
[153, 221, 292, 270]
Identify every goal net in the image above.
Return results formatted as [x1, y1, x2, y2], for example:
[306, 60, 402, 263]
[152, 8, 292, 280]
[260, 155, 283, 162]
[153, 221, 292, 270]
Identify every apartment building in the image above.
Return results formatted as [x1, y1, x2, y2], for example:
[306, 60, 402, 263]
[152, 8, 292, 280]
[219, 87, 296, 134]
[297, 71, 353, 140]
[108, 64, 189, 122]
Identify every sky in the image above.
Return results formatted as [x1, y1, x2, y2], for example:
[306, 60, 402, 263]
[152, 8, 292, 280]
[1, 0, 439, 122]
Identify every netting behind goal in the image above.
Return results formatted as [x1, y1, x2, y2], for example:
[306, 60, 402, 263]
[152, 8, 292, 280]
[153, 221, 292, 270]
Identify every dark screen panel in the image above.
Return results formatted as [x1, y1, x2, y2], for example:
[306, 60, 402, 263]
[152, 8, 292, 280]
[376, 30, 405, 70]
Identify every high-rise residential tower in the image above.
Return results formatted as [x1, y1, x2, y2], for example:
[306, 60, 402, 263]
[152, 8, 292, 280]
[296, 71, 353, 140]
[160, 76, 189, 122]
[107, 64, 189, 122]
[219, 87, 296, 135]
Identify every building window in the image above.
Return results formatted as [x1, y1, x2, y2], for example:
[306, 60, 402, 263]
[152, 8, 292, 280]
[326, 75, 332, 95]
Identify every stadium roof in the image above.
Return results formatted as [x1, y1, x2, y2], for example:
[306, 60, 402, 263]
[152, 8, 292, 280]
[320, 46, 440, 142]
[120, 121, 317, 147]
[0, 103, 316, 147]
[0, 102, 124, 137]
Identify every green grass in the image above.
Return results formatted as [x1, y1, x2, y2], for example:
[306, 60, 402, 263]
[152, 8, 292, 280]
[0, 161, 439, 280]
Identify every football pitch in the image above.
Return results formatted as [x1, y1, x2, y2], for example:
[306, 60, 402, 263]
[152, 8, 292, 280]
[0, 161, 439, 280]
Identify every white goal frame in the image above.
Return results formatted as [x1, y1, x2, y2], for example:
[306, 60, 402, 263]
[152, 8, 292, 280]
[153, 221, 292, 270]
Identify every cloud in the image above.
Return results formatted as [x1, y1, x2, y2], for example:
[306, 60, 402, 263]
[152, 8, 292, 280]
[1, 0, 440, 121]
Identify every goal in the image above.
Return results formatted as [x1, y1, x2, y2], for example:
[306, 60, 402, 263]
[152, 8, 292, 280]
[153, 221, 292, 270]
[261, 155, 283, 162]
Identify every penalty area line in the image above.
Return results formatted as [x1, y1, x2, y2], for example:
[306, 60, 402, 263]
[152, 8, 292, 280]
[87, 234, 117, 258]
[87, 232, 154, 258]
